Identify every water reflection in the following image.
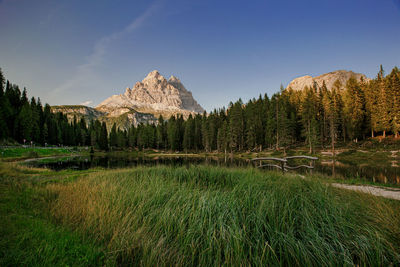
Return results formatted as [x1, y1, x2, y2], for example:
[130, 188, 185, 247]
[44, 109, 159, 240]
[29, 155, 400, 185]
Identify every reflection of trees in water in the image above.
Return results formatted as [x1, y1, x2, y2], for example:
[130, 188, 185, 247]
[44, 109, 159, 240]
[32, 155, 399, 185]
[316, 162, 400, 185]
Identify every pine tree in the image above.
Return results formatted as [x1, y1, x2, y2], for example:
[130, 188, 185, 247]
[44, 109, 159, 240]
[0, 68, 8, 139]
[300, 87, 319, 153]
[389, 68, 400, 137]
[201, 117, 211, 152]
[14, 102, 33, 143]
[375, 65, 390, 136]
[194, 114, 203, 151]
[43, 123, 48, 145]
[99, 122, 108, 151]
[167, 116, 179, 151]
[217, 120, 228, 153]
[323, 88, 341, 156]
[318, 81, 328, 148]
[228, 100, 244, 151]
[156, 115, 166, 149]
[264, 95, 275, 148]
[30, 97, 40, 142]
[110, 123, 118, 148]
[344, 77, 365, 142]
[183, 115, 195, 151]
[127, 126, 136, 148]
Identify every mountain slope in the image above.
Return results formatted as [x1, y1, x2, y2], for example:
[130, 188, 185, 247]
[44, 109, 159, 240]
[51, 105, 156, 130]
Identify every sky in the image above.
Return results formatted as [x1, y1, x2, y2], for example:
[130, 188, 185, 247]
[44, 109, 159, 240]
[0, 0, 400, 111]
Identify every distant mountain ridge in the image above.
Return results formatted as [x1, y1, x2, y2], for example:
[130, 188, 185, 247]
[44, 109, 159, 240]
[286, 70, 368, 91]
[52, 70, 370, 130]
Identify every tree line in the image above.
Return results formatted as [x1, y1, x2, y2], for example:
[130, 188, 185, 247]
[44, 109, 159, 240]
[0, 66, 399, 152]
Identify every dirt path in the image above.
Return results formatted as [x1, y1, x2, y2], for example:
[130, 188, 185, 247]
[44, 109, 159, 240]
[331, 183, 400, 201]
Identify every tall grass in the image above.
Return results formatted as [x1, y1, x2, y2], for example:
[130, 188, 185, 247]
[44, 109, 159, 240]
[48, 166, 400, 266]
[0, 163, 108, 266]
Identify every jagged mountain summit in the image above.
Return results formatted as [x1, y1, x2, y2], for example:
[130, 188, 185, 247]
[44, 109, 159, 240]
[286, 70, 368, 91]
[51, 70, 205, 130]
[97, 70, 205, 118]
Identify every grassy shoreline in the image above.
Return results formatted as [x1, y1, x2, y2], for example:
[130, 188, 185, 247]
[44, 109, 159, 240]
[1, 162, 399, 266]
[4, 145, 398, 188]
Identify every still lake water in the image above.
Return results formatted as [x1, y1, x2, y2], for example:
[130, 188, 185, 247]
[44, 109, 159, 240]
[28, 154, 400, 185]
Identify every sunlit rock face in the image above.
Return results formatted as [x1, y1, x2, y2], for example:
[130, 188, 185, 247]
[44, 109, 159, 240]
[286, 70, 368, 91]
[51, 70, 205, 130]
[96, 70, 205, 118]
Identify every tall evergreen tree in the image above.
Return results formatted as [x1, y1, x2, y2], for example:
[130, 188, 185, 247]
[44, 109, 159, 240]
[14, 102, 33, 143]
[344, 77, 365, 142]
[110, 123, 118, 148]
[99, 122, 108, 150]
[183, 115, 195, 151]
[300, 87, 319, 153]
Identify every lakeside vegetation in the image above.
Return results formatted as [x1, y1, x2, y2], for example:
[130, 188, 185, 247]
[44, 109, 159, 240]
[0, 162, 399, 266]
[1, 66, 399, 153]
[0, 146, 78, 161]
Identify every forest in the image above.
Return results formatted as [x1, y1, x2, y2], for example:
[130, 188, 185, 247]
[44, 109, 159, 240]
[0, 66, 399, 153]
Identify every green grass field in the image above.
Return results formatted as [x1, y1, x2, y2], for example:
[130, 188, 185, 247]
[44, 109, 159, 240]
[1, 162, 399, 266]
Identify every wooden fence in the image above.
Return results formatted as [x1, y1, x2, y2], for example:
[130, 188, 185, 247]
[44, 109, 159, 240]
[251, 155, 318, 174]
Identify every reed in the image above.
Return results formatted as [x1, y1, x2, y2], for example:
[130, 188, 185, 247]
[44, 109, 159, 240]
[47, 165, 400, 266]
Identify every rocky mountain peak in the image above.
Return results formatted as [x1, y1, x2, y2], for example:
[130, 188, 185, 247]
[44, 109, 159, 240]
[169, 75, 180, 82]
[286, 70, 368, 91]
[96, 70, 205, 118]
[145, 70, 161, 79]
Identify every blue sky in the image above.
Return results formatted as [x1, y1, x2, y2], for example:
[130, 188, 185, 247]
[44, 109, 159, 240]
[1, 0, 399, 111]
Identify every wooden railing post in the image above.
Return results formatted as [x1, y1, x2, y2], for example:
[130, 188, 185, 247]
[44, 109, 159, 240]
[251, 156, 318, 174]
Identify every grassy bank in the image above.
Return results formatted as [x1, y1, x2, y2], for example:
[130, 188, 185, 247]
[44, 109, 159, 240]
[0, 147, 80, 161]
[1, 162, 400, 266]
[0, 163, 110, 266]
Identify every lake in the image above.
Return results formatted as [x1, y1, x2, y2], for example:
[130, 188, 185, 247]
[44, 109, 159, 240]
[26, 154, 400, 185]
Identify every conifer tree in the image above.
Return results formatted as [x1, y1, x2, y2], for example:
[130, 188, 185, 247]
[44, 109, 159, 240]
[389, 69, 400, 137]
[217, 120, 228, 153]
[300, 87, 319, 153]
[228, 100, 244, 151]
[99, 122, 108, 150]
[156, 115, 166, 149]
[194, 114, 203, 151]
[14, 102, 33, 143]
[127, 126, 136, 148]
[375, 65, 390, 136]
[167, 116, 179, 151]
[344, 77, 365, 142]
[110, 123, 118, 148]
[183, 115, 195, 151]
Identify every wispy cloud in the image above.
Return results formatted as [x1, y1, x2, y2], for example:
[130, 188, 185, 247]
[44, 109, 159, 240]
[79, 100, 93, 106]
[51, 1, 162, 99]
